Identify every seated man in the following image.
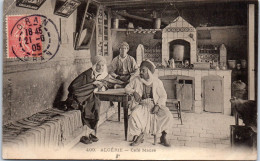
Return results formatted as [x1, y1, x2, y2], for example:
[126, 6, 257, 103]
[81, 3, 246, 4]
[66, 55, 108, 144]
[125, 60, 173, 147]
[110, 42, 138, 86]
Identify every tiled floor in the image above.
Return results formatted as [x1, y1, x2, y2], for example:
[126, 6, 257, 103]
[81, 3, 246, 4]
[70, 109, 257, 160]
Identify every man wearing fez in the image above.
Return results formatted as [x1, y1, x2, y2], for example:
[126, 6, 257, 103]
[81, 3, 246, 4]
[110, 42, 138, 86]
[125, 60, 173, 147]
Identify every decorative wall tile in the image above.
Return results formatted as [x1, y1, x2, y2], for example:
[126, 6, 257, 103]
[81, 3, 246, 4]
[209, 70, 217, 75]
[188, 70, 195, 77]
[182, 70, 189, 76]
[171, 70, 178, 75]
[165, 69, 171, 75]
[177, 70, 182, 75]
[201, 70, 209, 77]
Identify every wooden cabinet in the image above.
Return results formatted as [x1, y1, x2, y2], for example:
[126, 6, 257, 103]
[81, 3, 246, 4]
[96, 6, 111, 56]
[159, 75, 178, 99]
[176, 76, 194, 111]
[159, 75, 194, 112]
[156, 68, 231, 115]
[202, 75, 223, 113]
[74, 0, 100, 50]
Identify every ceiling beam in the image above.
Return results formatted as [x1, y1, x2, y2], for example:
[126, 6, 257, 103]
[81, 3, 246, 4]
[116, 10, 153, 22]
[98, 0, 248, 7]
[113, 10, 171, 26]
[105, 1, 249, 11]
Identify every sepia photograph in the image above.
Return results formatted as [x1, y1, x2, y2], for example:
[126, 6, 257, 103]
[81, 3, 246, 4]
[1, 0, 258, 160]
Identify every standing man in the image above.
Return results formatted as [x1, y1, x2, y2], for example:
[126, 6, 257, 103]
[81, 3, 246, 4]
[110, 42, 138, 86]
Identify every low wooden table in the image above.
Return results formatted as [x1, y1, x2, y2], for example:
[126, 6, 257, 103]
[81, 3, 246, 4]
[95, 88, 131, 140]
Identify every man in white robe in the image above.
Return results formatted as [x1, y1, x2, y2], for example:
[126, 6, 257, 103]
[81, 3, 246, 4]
[125, 60, 173, 147]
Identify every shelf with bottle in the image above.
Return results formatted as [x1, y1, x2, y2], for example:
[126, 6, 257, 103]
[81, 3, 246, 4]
[197, 44, 220, 63]
[198, 44, 219, 54]
[111, 28, 161, 33]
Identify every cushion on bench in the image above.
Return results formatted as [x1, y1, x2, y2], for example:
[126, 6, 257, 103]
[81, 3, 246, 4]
[3, 108, 83, 150]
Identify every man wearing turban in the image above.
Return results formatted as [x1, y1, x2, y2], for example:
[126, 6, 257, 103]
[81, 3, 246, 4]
[66, 55, 109, 144]
[110, 42, 138, 86]
[125, 60, 173, 147]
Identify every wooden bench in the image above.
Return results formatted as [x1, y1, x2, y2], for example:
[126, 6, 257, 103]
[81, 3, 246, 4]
[3, 108, 84, 151]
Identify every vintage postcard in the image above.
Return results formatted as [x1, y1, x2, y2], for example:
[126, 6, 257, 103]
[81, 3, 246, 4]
[2, 0, 258, 160]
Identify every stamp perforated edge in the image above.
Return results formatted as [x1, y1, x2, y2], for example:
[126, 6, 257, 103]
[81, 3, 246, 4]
[6, 15, 27, 60]
[5, 14, 61, 63]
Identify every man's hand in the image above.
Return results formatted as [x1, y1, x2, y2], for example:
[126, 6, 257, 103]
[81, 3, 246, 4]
[114, 84, 123, 89]
[93, 80, 104, 88]
[133, 92, 141, 103]
[151, 105, 160, 114]
[119, 75, 130, 82]
[110, 73, 118, 79]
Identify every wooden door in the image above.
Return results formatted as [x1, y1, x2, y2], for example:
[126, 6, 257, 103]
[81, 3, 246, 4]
[160, 79, 177, 99]
[159, 75, 178, 98]
[160, 75, 194, 112]
[204, 80, 223, 112]
[177, 83, 193, 111]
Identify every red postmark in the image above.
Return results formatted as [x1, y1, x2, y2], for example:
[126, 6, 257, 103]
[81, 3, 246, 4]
[7, 15, 60, 62]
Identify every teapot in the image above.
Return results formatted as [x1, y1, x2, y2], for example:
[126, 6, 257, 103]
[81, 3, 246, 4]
[168, 58, 175, 69]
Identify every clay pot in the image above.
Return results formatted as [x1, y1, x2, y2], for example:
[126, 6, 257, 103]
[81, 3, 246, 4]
[154, 18, 161, 29]
[113, 18, 119, 29]
[228, 60, 236, 69]
[232, 80, 246, 90]
[173, 45, 184, 62]
[241, 59, 247, 68]
[232, 80, 247, 99]
[169, 58, 175, 69]
[128, 22, 134, 29]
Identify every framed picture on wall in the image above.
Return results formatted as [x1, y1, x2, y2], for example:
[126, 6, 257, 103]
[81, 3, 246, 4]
[54, 0, 81, 18]
[16, 0, 46, 10]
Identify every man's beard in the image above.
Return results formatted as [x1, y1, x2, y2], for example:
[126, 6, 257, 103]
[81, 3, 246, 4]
[140, 74, 149, 80]
[140, 75, 153, 86]
[96, 68, 103, 73]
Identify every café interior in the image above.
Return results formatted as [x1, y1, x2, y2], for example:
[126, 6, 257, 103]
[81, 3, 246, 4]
[2, 0, 258, 159]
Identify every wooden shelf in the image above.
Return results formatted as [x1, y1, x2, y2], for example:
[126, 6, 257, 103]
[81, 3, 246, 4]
[111, 28, 161, 32]
[196, 25, 246, 30]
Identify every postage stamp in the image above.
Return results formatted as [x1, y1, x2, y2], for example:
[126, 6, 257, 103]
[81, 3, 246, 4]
[7, 14, 60, 62]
